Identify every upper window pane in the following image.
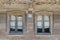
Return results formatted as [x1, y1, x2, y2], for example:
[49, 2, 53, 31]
[17, 16, 22, 20]
[17, 21, 23, 26]
[27, 14, 32, 18]
[44, 22, 49, 28]
[44, 16, 49, 20]
[11, 16, 16, 20]
[10, 21, 15, 27]
[44, 16, 49, 28]
[37, 16, 42, 20]
[37, 22, 42, 27]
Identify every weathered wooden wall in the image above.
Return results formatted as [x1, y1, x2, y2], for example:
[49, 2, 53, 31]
[0, 12, 60, 40]
[0, 0, 60, 40]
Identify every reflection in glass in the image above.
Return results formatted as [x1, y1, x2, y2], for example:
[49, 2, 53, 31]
[17, 21, 22, 27]
[44, 22, 49, 28]
[10, 21, 15, 27]
[37, 22, 42, 28]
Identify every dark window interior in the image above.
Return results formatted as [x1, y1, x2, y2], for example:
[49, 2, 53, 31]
[44, 28, 50, 33]
[37, 28, 42, 33]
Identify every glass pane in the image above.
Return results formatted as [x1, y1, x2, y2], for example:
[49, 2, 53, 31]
[37, 16, 42, 20]
[37, 28, 42, 33]
[11, 16, 15, 20]
[44, 22, 49, 28]
[37, 22, 42, 28]
[10, 26, 15, 29]
[27, 14, 32, 18]
[44, 28, 50, 33]
[17, 16, 22, 20]
[17, 16, 23, 32]
[10, 21, 15, 26]
[10, 27, 15, 32]
[17, 21, 22, 26]
[17, 28, 23, 33]
[17, 26, 23, 29]
[44, 16, 49, 20]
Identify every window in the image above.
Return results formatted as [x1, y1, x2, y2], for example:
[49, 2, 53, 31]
[44, 16, 50, 33]
[37, 16, 43, 33]
[27, 14, 32, 18]
[10, 15, 23, 34]
[35, 15, 50, 34]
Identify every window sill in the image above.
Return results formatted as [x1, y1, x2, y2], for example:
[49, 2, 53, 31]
[35, 33, 52, 37]
[35, 35, 52, 37]
[8, 35, 24, 37]
[37, 33, 51, 35]
[8, 33, 24, 36]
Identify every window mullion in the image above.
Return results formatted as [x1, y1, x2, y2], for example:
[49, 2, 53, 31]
[42, 16, 44, 33]
[49, 16, 50, 32]
[15, 16, 17, 32]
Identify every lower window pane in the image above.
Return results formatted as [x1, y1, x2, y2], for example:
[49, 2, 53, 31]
[44, 28, 50, 33]
[17, 26, 23, 33]
[37, 28, 42, 33]
[10, 28, 15, 33]
[17, 29, 23, 32]
[44, 22, 49, 28]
